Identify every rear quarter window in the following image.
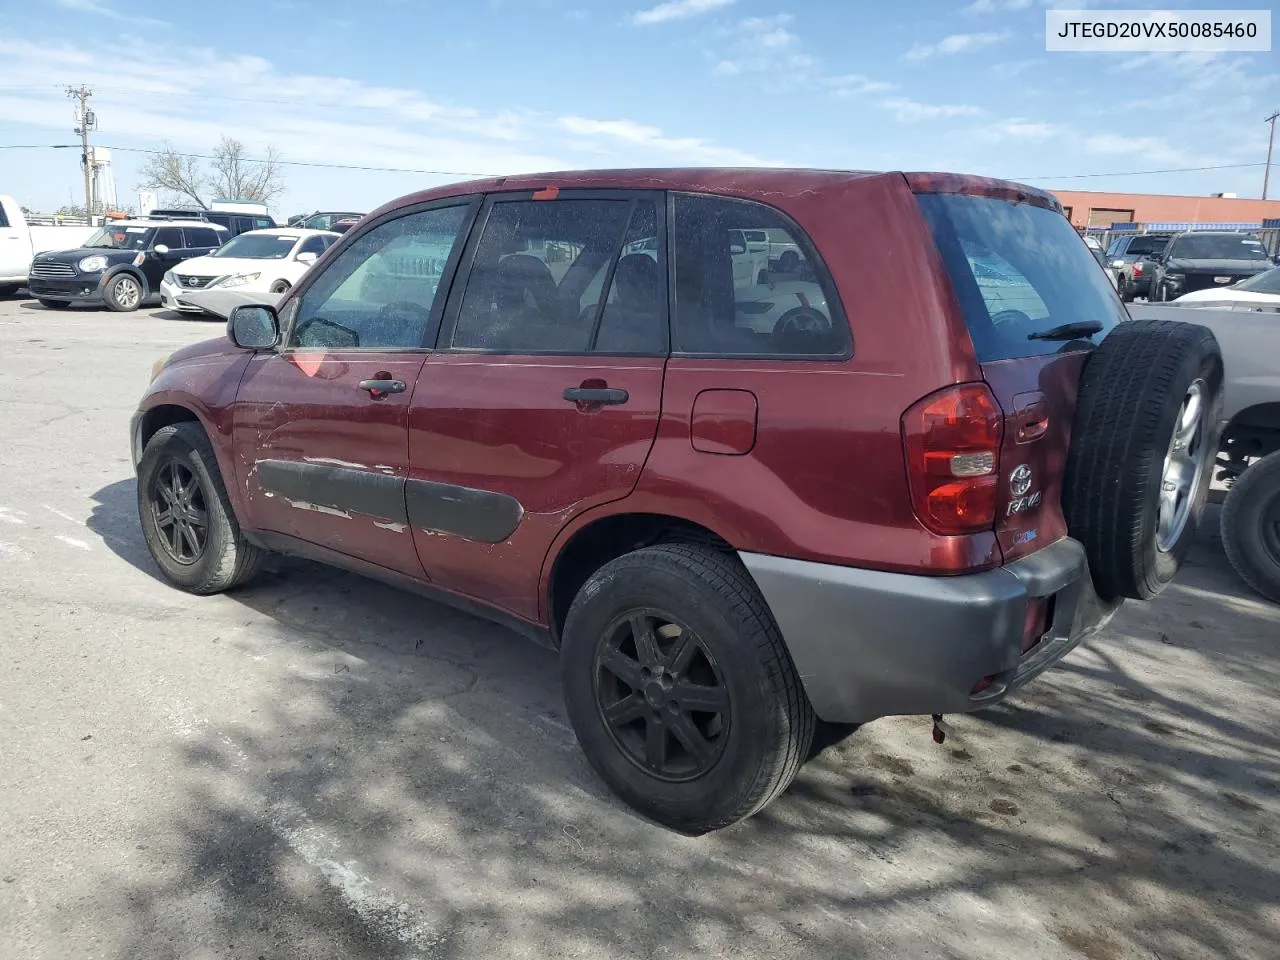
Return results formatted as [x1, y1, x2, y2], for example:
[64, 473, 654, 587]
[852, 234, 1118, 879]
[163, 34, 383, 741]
[916, 193, 1126, 362]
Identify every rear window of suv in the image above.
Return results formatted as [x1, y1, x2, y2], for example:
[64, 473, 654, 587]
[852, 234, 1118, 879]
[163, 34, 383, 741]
[916, 193, 1125, 362]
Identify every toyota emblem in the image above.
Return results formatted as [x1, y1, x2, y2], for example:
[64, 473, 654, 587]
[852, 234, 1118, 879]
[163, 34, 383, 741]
[1009, 464, 1033, 497]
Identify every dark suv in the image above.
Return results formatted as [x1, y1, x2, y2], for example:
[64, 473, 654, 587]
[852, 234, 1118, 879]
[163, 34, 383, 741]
[29, 219, 228, 311]
[1105, 232, 1172, 301]
[149, 208, 277, 237]
[131, 169, 1222, 832]
[1147, 231, 1274, 302]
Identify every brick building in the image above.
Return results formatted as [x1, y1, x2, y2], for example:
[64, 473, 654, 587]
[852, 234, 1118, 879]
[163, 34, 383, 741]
[1049, 189, 1280, 229]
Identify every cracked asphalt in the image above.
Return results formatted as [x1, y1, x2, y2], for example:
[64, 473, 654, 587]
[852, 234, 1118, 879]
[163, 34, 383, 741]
[1, 294, 1278, 960]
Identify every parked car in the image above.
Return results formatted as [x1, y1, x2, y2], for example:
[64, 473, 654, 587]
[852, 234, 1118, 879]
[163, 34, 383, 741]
[1145, 231, 1274, 302]
[28, 219, 228, 311]
[1083, 237, 1119, 289]
[293, 211, 365, 231]
[148, 208, 276, 238]
[0, 194, 97, 294]
[329, 216, 363, 235]
[132, 168, 1221, 832]
[160, 228, 340, 313]
[1169, 264, 1280, 312]
[1132, 300, 1280, 603]
[1106, 232, 1173, 301]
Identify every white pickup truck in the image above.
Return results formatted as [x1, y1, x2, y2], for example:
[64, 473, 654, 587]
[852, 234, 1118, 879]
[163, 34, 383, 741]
[0, 195, 97, 295]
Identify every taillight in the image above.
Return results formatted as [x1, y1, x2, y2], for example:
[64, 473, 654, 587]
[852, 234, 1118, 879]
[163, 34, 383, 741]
[902, 383, 1004, 536]
[1132, 262, 1144, 276]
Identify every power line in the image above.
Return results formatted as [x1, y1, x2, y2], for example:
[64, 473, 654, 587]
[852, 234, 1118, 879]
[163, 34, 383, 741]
[1015, 161, 1268, 181]
[99, 144, 493, 178]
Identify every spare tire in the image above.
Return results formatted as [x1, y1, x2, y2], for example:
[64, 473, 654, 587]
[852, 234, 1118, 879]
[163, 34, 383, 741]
[1062, 318, 1222, 601]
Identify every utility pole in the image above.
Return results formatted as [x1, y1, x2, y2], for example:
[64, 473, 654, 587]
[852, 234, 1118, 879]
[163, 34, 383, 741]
[66, 85, 96, 221]
[1264, 110, 1279, 201]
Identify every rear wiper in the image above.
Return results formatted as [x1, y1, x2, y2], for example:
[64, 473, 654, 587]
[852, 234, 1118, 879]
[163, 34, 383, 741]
[1027, 320, 1104, 341]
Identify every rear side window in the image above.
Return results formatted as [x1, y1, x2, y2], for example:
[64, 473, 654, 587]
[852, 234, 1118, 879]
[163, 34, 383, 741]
[916, 193, 1125, 362]
[671, 193, 849, 358]
[0, 206, 9, 228]
[253, 217, 273, 230]
[451, 196, 666, 355]
[153, 227, 184, 249]
[184, 227, 221, 248]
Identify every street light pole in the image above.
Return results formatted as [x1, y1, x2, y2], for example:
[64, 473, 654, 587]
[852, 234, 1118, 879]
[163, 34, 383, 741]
[66, 85, 95, 221]
[1265, 110, 1279, 201]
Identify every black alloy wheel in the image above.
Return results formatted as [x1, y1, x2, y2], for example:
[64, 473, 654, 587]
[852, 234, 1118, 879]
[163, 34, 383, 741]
[149, 459, 209, 565]
[594, 609, 730, 782]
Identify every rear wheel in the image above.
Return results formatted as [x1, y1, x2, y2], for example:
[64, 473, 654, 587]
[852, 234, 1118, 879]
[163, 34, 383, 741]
[561, 544, 814, 833]
[1063, 319, 1222, 600]
[38, 299, 70, 309]
[270, 279, 292, 294]
[1221, 451, 1280, 604]
[105, 273, 142, 312]
[0, 284, 19, 298]
[137, 422, 264, 594]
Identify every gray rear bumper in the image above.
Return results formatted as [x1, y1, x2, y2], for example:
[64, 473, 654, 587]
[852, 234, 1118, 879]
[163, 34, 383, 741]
[741, 537, 1121, 724]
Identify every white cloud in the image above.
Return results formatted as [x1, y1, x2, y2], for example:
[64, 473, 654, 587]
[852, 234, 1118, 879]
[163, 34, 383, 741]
[880, 97, 984, 122]
[54, 0, 123, 15]
[976, 118, 1065, 140]
[557, 116, 776, 165]
[632, 0, 736, 26]
[905, 31, 1009, 61]
[712, 15, 891, 97]
[961, 0, 1031, 13]
[824, 74, 895, 97]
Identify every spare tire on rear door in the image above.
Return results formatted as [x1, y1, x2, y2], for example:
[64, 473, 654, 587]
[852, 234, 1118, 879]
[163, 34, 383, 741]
[1062, 318, 1222, 601]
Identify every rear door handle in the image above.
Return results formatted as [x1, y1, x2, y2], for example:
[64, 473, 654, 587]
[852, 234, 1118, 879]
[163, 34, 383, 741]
[359, 378, 406, 395]
[563, 387, 628, 405]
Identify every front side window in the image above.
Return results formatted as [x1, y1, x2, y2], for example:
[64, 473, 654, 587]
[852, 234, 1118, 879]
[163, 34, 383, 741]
[671, 193, 849, 358]
[290, 204, 471, 350]
[1167, 234, 1270, 261]
[451, 197, 665, 354]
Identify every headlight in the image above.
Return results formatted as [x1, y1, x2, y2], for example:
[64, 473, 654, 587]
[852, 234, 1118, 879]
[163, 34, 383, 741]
[1110, 259, 1125, 268]
[150, 354, 171, 383]
[78, 255, 108, 272]
[163, 270, 175, 286]
[216, 272, 261, 288]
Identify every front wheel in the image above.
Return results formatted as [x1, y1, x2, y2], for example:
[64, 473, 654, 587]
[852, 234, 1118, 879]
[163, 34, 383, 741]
[1149, 279, 1165, 302]
[270, 279, 292, 294]
[560, 544, 814, 833]
[105, 273, 142, 312]
[137, 422, 265, 594]
[1221, 451, 1280, 604]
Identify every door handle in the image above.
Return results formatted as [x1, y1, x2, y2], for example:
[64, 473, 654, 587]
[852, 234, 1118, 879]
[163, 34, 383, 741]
[563, 386, 628, 405]
[359, 378, 406, 395]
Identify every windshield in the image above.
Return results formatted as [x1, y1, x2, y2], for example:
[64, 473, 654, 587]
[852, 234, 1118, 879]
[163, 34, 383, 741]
[1235, 266, 1280, 294]
[916, 193, 1125, 362]
[212, 233, 298, 259]
[302, 213, 361, 231]
[1168, 234, 1270, 261]
[85, 225, 154, 250]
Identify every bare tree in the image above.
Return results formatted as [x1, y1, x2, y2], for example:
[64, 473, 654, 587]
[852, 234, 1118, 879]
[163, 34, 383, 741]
[138, 137, 286, 210]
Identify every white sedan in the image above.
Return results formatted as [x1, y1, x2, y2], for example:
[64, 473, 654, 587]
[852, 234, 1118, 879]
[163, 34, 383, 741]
[160, 228, 339, 314]
[1171, 265, 1280, 312]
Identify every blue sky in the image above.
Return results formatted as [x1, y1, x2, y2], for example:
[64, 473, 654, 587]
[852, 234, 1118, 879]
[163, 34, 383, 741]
[0, 0, 1275, 216]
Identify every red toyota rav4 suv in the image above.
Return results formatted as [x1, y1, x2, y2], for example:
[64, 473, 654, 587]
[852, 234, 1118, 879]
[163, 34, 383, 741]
[132, 169, 1221, 833]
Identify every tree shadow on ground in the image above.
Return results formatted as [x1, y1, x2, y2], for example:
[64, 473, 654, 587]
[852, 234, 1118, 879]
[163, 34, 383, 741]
[83, 483, 1280, 959]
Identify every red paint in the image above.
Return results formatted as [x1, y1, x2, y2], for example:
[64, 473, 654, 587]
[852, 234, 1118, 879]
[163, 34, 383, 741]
[690, 389, 758, 455]
[137, 167, 1089, 634]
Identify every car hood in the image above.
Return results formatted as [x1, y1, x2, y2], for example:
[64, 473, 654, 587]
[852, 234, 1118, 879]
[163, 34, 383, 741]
[1174, 288, 1280, 306]
[33, 247, 137, 265]
[172, 255, 276, 277]
[180, 287, 286, 320]
[1164, 258, 1272, 273]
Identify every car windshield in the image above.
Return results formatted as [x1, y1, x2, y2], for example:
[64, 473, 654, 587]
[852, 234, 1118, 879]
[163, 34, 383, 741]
[1234, 266, 1280, 294]
[211, 234, 298, 259]
[85, 225, 154, 250]
[1168, 235, 1270, 260]
[916, 193, 1125, 361]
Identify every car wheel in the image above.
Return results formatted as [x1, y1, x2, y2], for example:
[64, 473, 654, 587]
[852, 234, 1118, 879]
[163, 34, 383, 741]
[778, 251, 800, 273]
[0, 283, 19, 298]
[1221, 451, 1280, 604]
[560, 544, 814, 834]
[38, 299, 70, 309]
[1118, 277, 1135, 302]
[136, 421, 265, 595]
[270, 279, 292, 294]
[105, 273, 142, 312]
[1063, 319, 1223, 600]
[1149, 279, 1164, 302]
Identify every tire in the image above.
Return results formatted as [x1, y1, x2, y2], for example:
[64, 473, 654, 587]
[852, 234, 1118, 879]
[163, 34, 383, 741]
[1063, 318, 1223, 601]
[1149, 279, 1165, 302]
[560, 544, 814, 833]
[1118, 277, 1135, 303]
[38, 299, 70, 309]
[270, 279, 292, 294]
[1221, 451, 1280, 604]
[0, 284, 19, 298]
[136, 422, 265, 594]
[778, 250, 800, 273]
[105, 273, 143, 312]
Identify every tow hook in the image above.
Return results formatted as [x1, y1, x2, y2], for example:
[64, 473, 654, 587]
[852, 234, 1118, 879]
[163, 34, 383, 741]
[931, 714, 952, 744]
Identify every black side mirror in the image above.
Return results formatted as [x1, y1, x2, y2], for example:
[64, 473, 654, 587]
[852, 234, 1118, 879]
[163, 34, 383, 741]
[228, 304, 280, 349]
